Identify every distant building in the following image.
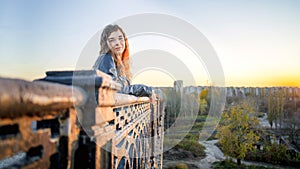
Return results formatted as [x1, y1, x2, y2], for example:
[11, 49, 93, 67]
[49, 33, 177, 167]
[170, 81, 299, 101]
[184, 86, 199, 95]
[227, 87, 233, 97]
[256, 87, 261, 97]
[296, 87, 300, 97]
[174, 80, 183, 93]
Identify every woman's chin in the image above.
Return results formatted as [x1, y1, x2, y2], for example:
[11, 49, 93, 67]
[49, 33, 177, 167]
[114, 51, 123, 56]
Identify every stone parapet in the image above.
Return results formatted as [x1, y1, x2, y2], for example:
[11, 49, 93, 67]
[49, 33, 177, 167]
[0, 70, 164, 169]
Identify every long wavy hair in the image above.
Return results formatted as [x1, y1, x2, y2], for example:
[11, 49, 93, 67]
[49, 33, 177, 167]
[99, 24, 131, 81]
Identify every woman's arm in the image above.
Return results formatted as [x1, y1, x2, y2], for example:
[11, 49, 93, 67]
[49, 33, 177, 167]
[121, 84, 153, 97]
[93, 54, 118, 81]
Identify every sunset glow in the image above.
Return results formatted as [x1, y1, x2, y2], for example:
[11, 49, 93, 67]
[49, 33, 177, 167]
[1, 0, 300, 87]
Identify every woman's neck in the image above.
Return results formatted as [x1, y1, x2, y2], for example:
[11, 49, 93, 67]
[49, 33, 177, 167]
[112, 53, 122, 62]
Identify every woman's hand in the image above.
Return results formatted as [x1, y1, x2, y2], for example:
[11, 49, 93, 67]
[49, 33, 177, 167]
[95, 69, 112, 79]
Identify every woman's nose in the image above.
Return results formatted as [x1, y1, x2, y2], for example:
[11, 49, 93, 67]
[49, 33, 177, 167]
[116, 39, 122, 45]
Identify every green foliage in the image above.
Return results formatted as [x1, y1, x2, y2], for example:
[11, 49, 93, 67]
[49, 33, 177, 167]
[263, 143, 288, 163]
[196, 115, 207, 122]
[191, 122, 204, 131]
[200, 89, 208, 100]
[175, 163, 189, 169]
[199, 98, 208, 115]
[163, 163, 189, 169]
[296, 153, 300, 162]
[172, 116, 203, 152]
[212, 160, 277, 169]
[183, 132, 199, 141]
[164, 113, 206, 159]
[176, 139, 206, 157]
[216, 102, 261, 163]
[245, 141, 300, 167]
[212, 160, 246, 169]
[199, 88, 213, 115]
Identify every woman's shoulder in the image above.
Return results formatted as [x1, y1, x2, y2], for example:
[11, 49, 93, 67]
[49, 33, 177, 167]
[99, 53, 113, 62]
[93, 53, 114, 69]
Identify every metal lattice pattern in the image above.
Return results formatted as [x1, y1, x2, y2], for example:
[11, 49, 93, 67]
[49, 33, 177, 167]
[113, 102, 152, 169]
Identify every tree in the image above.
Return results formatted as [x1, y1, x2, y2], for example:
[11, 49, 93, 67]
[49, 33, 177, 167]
[285, 110, 300, 145]
[199, 99, 208, 115]
[199, 88, 208, 100]
[199, 89, 209, 115]
[267, 88, 285, 129]
[217, 102, 260, 165]
[268, 91, 276, 128]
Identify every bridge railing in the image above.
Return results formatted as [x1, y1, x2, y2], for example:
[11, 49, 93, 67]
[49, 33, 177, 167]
[0, 70, 164, 169]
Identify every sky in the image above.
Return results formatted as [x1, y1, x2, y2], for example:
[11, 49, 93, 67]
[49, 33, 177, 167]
[1, 0, 300, 87]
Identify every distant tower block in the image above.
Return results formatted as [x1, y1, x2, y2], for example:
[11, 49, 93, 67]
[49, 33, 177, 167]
[174, 80, 183, 93]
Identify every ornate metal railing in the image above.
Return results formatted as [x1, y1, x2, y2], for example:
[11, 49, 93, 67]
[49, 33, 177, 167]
[0, 70, 164, 169]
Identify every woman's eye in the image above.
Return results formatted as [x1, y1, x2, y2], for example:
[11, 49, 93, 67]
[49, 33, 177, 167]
[109, 39, 116, 43]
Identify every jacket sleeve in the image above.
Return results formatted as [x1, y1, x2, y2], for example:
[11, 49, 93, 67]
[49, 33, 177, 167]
[121, 84, 153, 97]
[93, 54, 118, 81]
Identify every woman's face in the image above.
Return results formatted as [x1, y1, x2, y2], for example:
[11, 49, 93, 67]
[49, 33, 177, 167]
[107, 29, 125, 57]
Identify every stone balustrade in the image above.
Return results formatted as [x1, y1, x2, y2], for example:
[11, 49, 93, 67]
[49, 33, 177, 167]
[0, 70, 164, 169]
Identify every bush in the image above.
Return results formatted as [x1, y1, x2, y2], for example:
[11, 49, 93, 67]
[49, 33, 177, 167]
[245, 143, 300, 167]
[212, 160, 277, 169]
[191, 122, 204, 130]
[175, 163, 188, 169]
[296, 153, 300, 162]
[184, 132, 199, 141]
[263, 143, 288, 163]
[176, 139, 205, 157]
[212, 160, 243, 169]
[163, 163, 190, 169]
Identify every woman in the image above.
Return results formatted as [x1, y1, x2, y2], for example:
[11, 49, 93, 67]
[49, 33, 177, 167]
[93, 24, 154, 98]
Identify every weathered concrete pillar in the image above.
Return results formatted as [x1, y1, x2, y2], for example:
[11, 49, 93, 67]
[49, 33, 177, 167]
[0, 77, 85, 169]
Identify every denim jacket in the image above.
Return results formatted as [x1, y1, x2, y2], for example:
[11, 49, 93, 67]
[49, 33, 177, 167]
[93, 53, 153, 97]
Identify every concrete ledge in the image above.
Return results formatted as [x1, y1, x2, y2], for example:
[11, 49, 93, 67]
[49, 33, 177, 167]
[97, 93, 149, 107]
[114, 93, 150, 106]
[0, 78, 85, 118]
[39, 70, 122, 91]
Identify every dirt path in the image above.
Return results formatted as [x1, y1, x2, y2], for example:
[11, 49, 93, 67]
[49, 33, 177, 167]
[199, 140, 225, 169]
